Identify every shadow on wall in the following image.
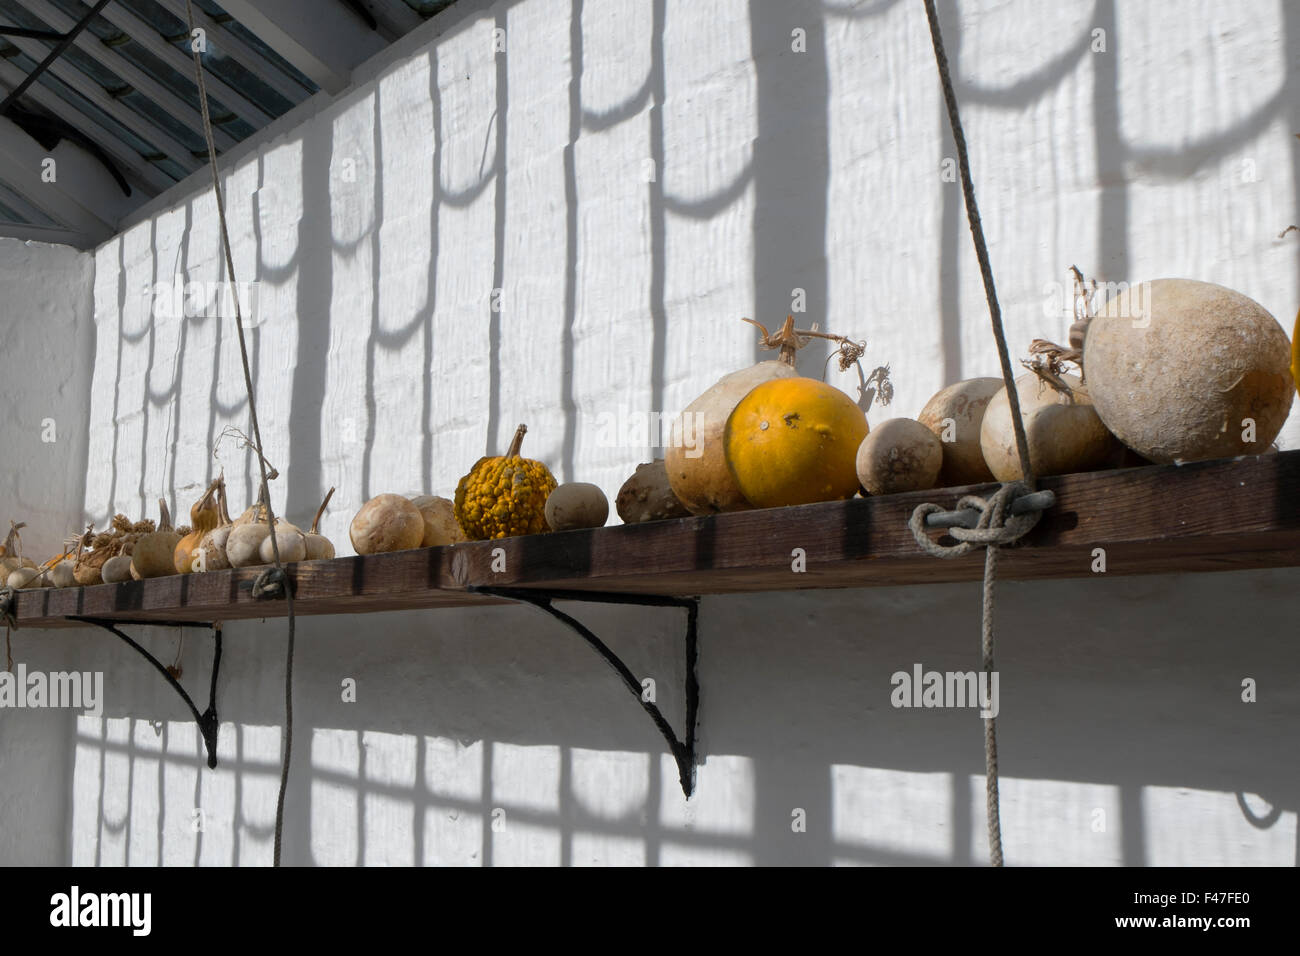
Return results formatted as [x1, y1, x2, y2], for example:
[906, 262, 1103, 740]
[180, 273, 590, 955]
[75, 0, 1300, 865]
[59, 574, 1300, 866]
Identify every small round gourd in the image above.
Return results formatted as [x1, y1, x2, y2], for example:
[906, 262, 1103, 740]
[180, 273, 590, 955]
[48, 561, 76, 589]
[409, 495, 465, 547]
[226, 522, 271, 568]
[350, 494, 425, 554]
[101, 555, 134, 583]
[917, 378, 1003, 486]
[260, 521, 307, 564]
[856, 418, 943, 496]
[544, 483, 609, 531]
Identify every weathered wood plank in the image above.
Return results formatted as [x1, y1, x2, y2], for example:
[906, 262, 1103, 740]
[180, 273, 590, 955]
[12, 451, 1300, 629]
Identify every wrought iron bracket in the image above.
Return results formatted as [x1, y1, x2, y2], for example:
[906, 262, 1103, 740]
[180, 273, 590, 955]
[470, 587, 701, 798]
[67, 616, 223, 769]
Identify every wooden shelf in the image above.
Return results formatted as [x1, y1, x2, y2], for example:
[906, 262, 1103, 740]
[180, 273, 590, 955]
[13, 450, 1300, 629]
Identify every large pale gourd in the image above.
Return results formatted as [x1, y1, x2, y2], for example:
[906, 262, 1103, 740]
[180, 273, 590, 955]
[1084, 279, 1292, 463]
[665, 320, 806, 514]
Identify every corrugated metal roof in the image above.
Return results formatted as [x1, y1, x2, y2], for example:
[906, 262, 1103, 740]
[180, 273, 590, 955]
[0, 0, 455, 247]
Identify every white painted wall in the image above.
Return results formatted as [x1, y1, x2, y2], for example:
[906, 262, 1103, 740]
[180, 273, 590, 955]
[5, 0, 1300, 865]
[0, 237, 93, 864]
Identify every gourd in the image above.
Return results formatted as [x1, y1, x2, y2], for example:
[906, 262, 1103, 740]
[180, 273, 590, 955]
[409, 494, 464, 548]
[350, 494, 425, 554]
[226, 522, 271, 568]
[724, 376, 869, 508]
[665, 322, 803, 514]
[303, 488, 337, 560]
[8, 566, 43, 589]
[615, 461, 693, 524]
[667, 317, 887, 514]
[453, 424, 557, 540]
[195, 480, 235, 572]
[917, 378, 1003, 486]
[980, 372, 1117, 481]
[175, 478, 223, 573]
[0, 523, 35, 579]
[101, 553, 134, 584]
[131, 500, 183, 579]
[260, 518, 307, 564]
[47, 560, 76, 589]
[1084, 279, 1292, 463]
[544, 483, 609, 531]
[856, 418, 944, 496]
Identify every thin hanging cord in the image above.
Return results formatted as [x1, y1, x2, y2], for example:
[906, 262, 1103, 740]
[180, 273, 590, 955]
[922, 0, 1034, 489]
[184, 0, 295, 867]
[920, 0, 1040, 868]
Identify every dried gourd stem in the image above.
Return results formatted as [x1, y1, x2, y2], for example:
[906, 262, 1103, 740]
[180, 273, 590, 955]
[310, 487, 336, 535]
[157, 499, 173, 532]
[2, 522, 25, 559]
[184, 0, 293, 869]
[746, 316, 894, 412]
[506, 424, 527, 457]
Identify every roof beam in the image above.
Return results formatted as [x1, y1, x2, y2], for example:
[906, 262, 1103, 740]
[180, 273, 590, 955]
[0, 174, 59, 225]
[216, 0, 385, 93]
[0, 58, 172, 195]
[94, 0, 276, 127]
[0, 113, 118, 243]
[0, 220, 92, 247]
[21, 0, 239, 153]
[153, 0, 313, 104]
[1, 32, 200, 175]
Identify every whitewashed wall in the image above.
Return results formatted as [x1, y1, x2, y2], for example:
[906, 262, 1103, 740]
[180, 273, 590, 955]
[0, 237, 93, 864]
[5, 0, 1300, 865]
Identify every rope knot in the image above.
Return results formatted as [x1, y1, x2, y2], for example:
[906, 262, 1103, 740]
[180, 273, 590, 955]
[251, 567, 290, 601]
[0, 588, 17, 630]
[909, 481, 1045, 559]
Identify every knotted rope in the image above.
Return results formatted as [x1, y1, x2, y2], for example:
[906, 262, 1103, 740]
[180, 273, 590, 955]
[0, 588, 17, 632]
[917, 0, 1050, 867]
[251, 567, 290, 601]
[185, 0, 296, 867]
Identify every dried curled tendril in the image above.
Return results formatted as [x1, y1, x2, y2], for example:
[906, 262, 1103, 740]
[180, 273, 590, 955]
[1022, 265, 1098, 402]
[742, 316, 894, 414]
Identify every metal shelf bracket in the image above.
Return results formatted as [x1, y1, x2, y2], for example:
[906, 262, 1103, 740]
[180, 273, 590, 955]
[67, 616, 223, 769]
[471, 586, 701, 798]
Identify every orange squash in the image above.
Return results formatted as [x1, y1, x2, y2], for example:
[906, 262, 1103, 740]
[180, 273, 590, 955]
[724, 377, 868, 508]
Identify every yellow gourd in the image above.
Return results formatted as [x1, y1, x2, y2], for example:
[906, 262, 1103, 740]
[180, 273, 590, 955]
[454, 424, 557, 540]
[724, 377, 869, 508]
[174, 478, 223, 573]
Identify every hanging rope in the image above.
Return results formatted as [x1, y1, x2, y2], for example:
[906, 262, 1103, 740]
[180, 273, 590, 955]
[184, 0, 296, 868]
[915, 0, 1050, 867]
